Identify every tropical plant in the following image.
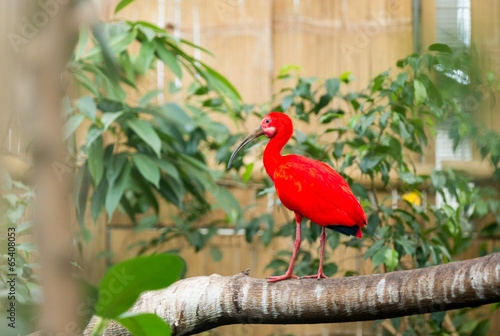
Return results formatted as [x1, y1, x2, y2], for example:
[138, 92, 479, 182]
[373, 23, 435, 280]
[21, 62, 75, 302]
[67, 1, 245, 255]
[226, 44, 500, 334]
[0, 169, 38, 335]
[83, 254, 183, 336]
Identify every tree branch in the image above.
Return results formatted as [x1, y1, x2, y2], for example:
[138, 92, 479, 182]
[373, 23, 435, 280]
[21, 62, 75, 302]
[85, 253, 500, 336]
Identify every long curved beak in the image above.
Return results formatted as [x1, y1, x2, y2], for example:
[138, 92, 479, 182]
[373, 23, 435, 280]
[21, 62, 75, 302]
[227, 126, 265, 170]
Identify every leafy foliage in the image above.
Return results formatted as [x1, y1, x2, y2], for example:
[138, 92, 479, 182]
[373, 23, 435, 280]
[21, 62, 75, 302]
[0, 169, 38, 335]
[86, 254, 183, 336]
[228, 44, 500, 333]
[67, 13, 246, 252]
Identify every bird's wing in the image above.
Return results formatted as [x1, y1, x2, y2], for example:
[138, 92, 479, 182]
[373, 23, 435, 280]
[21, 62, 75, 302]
[273, 156, 366, 228]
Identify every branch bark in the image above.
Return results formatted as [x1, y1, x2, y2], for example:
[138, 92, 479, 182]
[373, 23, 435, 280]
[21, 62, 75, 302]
[85, 253, 500, 336]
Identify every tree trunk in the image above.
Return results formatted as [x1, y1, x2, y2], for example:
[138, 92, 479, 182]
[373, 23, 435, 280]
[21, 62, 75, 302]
[84, 253, 500, 336]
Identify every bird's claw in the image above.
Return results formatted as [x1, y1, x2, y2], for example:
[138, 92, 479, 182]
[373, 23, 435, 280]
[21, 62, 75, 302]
[267, 274, 300, 283]
[300, 273, 328, 280]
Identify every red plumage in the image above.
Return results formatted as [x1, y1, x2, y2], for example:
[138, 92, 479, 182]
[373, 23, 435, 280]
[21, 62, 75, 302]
[273, 156, 366, 238]
[228, 112, 366, 282]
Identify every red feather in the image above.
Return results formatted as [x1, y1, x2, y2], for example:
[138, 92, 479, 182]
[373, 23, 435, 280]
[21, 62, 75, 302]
[274, 155, 366, 237]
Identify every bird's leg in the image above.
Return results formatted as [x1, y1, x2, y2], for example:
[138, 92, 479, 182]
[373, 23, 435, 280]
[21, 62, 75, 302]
[301, 226, 328, 279]
[267, 213, 302, 282]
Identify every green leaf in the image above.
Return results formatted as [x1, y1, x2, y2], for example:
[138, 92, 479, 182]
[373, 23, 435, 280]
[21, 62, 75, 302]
[325, 78, 340, 98]
[136, 40, 155, 74]
[74, 71, 99, 96]
[74, 28, 89, 60]
[372, 246, 390, 268]
[17, 220, 33, 234]
[101, 111, 124, 130]
[245, 218, 260, 243]
[366, 213, 380, 236]
[160, 103, 193, 130]
[105, 160, 131, 218]
[18, 242, 37, 253]
[0, 166, 12, 191]
[414, 79, 427, 106]
[339, 71, 352, 83]
[391, 317, 401, 331]
[7, 205, 25, 224]
[242, 163, 254, 183]
[385, 248, 399, 271]
[209, 246, 223, 262]
[91, 178, 108, 222]
[136, 215, 159, 231]
[428, 43, 452, 54]
[364, 239, 384, 260]
[117, 312, 171, 336]
[471, 320, 490, 336]
[211, 186, 241, 222]
[139, 89, 163, 107]
[154, 158, 180, 181]
[395, 236, 415, 256]
[281, 94, 294, 111]
[430, 311, 446, 327]
[115, 0, 135, 14]
[74, 163, 91, 227]
[156, 42, 183, 79]
[126, 119, 162, 157]
[132, 154, 161, 188]
[86, 30, 138, 61]
[87, 126, 104, 185]
[95, 254, 183, 318]
[139, 26, 157, 42]
[64, 114, 84, 140]
[76, 96, 97, 122]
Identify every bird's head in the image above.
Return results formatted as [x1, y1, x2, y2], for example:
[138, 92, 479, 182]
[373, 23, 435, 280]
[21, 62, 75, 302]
[227, 112, 292, 170]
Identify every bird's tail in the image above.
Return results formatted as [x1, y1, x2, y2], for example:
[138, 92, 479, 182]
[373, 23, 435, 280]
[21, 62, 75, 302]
[326, 224, 361, 238]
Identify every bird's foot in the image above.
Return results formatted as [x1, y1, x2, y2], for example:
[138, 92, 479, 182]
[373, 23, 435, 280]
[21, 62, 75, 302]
[300, 272, 328, 280]
[267, 273, 300, 283]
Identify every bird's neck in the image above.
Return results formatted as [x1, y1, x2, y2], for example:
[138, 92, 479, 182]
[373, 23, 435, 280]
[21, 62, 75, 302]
[263, 128, 292, 180]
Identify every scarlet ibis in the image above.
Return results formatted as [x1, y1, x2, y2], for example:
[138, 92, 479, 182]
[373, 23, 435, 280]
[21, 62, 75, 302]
[227, 112, 367, 282]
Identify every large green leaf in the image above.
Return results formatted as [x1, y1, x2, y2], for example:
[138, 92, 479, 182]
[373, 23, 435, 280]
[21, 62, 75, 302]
[85, 30, 138, 61]
[114, 0, 135, 14]
[117, 312, 171, 336]
[94, 254, 183, 318]
[428, 43, 452, 54]
[74, 163, 91, 227]
[138, 90, 163, 107]
[384, 248, 399, 271]
[76, 96, 97, 121]
[325, 78, 340, 98]
[87, 126, 104, 185]
[136, 40, 155, 74]
[132, 154, 160, 188]
[154, 158, 180, 181]
[64, 114, 84, 140]
[91, 177, 108, 222]
[73, 71, 99, 96]
[126, 119, 162, 157]
[156, 42, 183, 79]
[105, 160, 131, 218]
[101, 111, 124, 130]
[74, 28, 89, 60]
[414, 79, 427, 106]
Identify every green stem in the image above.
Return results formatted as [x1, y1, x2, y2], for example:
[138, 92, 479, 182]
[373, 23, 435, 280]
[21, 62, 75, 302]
[90, 316, 110, 336]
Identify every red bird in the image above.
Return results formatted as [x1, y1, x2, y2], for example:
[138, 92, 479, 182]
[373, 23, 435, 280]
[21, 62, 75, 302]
[227, 112, 367, 282]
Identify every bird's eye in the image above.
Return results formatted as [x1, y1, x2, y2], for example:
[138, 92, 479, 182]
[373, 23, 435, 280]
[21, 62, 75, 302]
[265, 119, 270, 124]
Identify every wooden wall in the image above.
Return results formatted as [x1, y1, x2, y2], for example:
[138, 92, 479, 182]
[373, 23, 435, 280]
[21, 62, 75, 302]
[87, 1, 415, 335]
[3, 0, 497, 335]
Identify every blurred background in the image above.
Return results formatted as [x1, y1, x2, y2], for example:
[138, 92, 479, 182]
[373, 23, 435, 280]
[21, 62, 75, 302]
[1, 0, 500, 335]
